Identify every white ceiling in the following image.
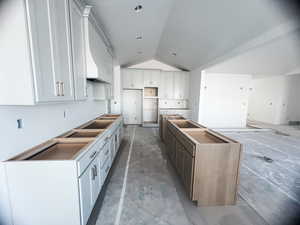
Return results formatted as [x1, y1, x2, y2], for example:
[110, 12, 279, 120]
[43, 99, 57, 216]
[206, 29, 300, 76]
[84, 0, 299, 71]
[84, 0, 173, 67]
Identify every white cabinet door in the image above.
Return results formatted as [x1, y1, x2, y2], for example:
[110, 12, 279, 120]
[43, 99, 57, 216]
[173, 72, 185, 99]
[160, 71, 174, 99]
[183, 72, 190, 99]
[143, 70, 151, 87]
[122, 69, 132, 89]
[174, 72, 190, 99]
[48, 0, 74, 101]
[78, 163, 93, 225]
[131, 70, 144, 89]
[151, 70, 161, 87]
[106, 84, 113, 100]
[27, 0, 61, 102]
[122, 69, 143, 89]
[0, 0, 76, 105]
[109, 135, 116, 166]
[91, 162, 101, 205]
[70, 0, 87, 100]
[123, 90, 142, 124]
[144, 70, 160, 87]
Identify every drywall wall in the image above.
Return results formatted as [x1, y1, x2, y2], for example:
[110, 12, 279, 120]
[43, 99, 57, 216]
[248, 74, 300, 124]
[248, 76, 286, 124]
[198, 72, 252, 128]
[189, 68, 202, 121]
[129, 59, 181, 71]
[0, 82, 108, 225]
[286, 75, 300, 122]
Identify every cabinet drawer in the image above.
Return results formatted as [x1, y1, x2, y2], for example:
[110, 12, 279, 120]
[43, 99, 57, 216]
[99, 142, 110, 169]
[167, 122, 196, 156]
[176, 131, 196, 156]
[77, 137, 108, 176]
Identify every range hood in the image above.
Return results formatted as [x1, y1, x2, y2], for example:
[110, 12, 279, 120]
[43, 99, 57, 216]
[83, 6, 113, 84]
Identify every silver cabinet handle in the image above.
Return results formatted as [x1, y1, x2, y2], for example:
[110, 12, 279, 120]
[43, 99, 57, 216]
[90, 151, 97, 159]
[56, 81, 60, 96]
[60, 82, 65, 96]
[92, 166, 96, 180]
[94, 165, 98, 177]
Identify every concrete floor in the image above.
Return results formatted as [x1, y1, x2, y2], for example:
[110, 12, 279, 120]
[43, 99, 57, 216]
[221, 130, 300, 225]
[89, 126, 273, 225]
[248, 120, 300, 137]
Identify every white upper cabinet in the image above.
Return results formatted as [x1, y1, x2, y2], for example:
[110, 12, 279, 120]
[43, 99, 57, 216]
[122, 69, 144, 89]
[48, 0, 74, 101]
[70, 0, 87, 100]
[0, 0, 79, 105]
[174, 72, 190, 99]
[143, 69, 161, 87]
[83, 6, 113, 84]
[160, 71, 174, 99]
[121, 69, 189, 100]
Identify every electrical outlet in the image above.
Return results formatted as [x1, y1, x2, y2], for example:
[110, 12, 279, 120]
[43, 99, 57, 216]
[17, 119, 23, 129]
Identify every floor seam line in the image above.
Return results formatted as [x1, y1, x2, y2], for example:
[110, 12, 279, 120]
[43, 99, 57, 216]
[242, 165, 300, 205]
[114, 126, 136, 225]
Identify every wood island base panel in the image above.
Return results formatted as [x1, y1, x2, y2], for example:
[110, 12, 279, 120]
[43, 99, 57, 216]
[3, 114, 123, 225]
[165, 118, 242, 206]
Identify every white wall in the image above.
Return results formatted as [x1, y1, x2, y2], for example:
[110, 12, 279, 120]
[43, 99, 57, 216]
[189, 68, 202, 121]
[129, 59, 181, 71]
[198, 72, 252, 128]
[248, 76, 286, 124]
[286, 75, 300, 122]
[248, 74, 300, 124]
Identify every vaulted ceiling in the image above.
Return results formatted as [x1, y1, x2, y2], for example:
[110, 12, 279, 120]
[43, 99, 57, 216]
[206, 28, 300, 76]
[84, 0, 300, 71]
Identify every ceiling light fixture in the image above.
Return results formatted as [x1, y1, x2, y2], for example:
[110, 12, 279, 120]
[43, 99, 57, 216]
[172, 52, 177, 56]
[137, 51, 143, 54]
[134, 5, 143, 12]
[136, 36, 143, 40]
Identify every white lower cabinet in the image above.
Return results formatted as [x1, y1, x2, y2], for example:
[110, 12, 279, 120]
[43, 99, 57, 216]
[3, 117, 123, 225]
[109, 135, 116, 166]
[79, 163, 94, 225]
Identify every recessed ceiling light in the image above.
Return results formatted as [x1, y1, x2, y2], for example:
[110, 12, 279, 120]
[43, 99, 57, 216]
[134, 5, 143, 12]
[137, 51, 143, 54]
[172, 52, 177, 56]
[136, 36, 143, 40]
